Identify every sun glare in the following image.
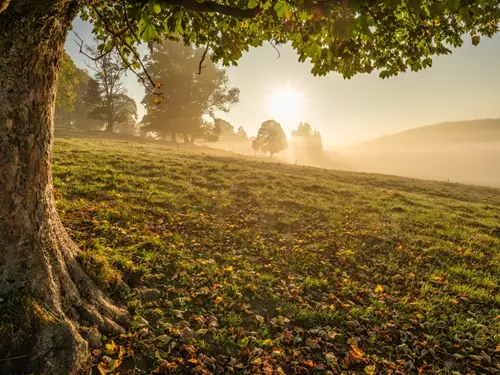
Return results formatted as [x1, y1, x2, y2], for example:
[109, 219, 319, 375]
[267, 86, 303, 122]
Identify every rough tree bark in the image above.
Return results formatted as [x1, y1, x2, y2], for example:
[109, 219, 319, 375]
[0, 1, 128, 374]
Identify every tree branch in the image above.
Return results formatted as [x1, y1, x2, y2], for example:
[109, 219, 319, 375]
[133, 0, 261, 18]
[268, 40, 281, 58]
[73, 31, 115, 61]
[91, 5, 159, 93]
[197, 43, 210, 75]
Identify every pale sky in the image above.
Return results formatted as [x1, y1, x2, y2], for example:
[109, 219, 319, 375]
[66, 19, 500, 147]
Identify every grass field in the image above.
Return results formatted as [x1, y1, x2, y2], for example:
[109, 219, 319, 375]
[5, 134, 500, 374]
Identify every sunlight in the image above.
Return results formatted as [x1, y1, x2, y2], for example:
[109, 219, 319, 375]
[266, 86, 303, 123]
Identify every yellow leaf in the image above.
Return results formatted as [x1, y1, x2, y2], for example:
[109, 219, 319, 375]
[104, 340, 117, 354]
[223, 266, 234, 272]
[97, 363, 108, 375]
[349, 344, 366, 363]
[374, 285, 384, 293]
[253, 315, 265, 324]
[214, 296, 223, 304]
[409, 272, 416, 278]
[364, 364, 376, 375]
[262, 339, 273, 346]
[118, 345, 125, 359]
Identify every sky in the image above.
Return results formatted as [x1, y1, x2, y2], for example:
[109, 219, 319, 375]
[66, 19, 500, 147]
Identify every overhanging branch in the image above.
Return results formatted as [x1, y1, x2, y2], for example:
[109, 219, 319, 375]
[133, 0, 261, 18]
[197, 43, 210, 75]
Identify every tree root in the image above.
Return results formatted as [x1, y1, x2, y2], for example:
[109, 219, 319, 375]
[0, 215, 130, 375]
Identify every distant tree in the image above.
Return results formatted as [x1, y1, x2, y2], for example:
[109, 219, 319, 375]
[215, 118, 235, 137]
[74, 78, 104, 131]
[87, 48, 136, 133]
[54, 53, 103, 130]
[112, 95, 139, 136]
[292, 122, 313, 137]
[237, 126, 248, 140]
[292, 122, 323, 156]
[254, 120, 288, 158]
[251, 138, 259, 156]
[141, 40, 239, 142]
[311, 130, 323, 153]
[197, 120, 221, 142]
[55, 52, 80, 126]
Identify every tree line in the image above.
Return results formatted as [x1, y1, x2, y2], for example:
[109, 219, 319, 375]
[55, 40, 239, 141]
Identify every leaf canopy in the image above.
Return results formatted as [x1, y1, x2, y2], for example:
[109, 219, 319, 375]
[83, 0, 500, 81]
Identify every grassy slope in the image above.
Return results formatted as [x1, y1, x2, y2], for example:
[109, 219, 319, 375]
[30, 136, 500, 373]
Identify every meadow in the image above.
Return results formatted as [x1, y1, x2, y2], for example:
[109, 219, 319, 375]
[4, 134, 500, 374]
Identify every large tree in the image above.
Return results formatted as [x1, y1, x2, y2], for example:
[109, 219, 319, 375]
[141, 40, 239, 142]
[1, 0, 499, 374]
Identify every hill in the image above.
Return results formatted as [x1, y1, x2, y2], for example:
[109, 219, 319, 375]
[357, 119, 500, 150]
[342, 119, 500, 187]
[2, 133, 499, 375]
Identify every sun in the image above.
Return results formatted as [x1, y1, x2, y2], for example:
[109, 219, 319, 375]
[267, 86, 303, 122]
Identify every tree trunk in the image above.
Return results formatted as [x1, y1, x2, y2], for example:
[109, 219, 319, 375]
[171, 131, 178, 143]
[105, 108, 114, 132]
[183, 132, 190, 143]
[0, 2, 128, 374]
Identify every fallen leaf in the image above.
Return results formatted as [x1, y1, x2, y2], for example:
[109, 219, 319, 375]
[253, 315, 265, 324]
[214, 296, 223, 304]
[349, 344, 366, 363]
[364, 364, 376, 375]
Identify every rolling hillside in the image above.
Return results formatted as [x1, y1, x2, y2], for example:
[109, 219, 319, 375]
[357, 119, 500, 150]
[343, 119, 500, 187]
[2, 133, 499, 375]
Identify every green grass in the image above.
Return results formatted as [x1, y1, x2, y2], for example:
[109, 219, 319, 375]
[26, 135, 500, 373]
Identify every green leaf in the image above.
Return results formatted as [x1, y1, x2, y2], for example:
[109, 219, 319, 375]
[248, 0, 259, 9]
[274, 1, 291, 18]
[142, 22, 156, 42]
[152, 2, 162, 14]
[422, 57, 433, 68]
[447, 0, 461, 11]
[130, 316, 149, 330]
[472, 35, 480, 46]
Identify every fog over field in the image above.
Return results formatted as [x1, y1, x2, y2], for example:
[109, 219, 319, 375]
[342, 142, 500, 187]
[210, 119, 500, 188]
